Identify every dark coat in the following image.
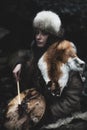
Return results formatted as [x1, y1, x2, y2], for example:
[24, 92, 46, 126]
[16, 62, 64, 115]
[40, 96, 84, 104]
[16, 55, 84, 125]
[31, 71, 84, 130]
[44, 71, 83, 121]
[9, 40, 85, 129]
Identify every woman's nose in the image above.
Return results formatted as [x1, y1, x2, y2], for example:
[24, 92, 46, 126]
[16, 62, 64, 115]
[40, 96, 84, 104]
[37, 33, 41, 39]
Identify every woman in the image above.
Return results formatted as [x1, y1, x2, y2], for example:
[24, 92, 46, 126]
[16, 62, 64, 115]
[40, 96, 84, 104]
[12, 10, 84, 129]
[12, 10, 64, 89]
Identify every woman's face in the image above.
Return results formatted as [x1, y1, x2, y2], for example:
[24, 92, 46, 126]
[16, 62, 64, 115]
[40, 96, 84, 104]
[35, 30, 49, 47]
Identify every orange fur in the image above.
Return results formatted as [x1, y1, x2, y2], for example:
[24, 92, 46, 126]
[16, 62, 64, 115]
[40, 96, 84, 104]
[43, 40, 77, 93]
[44, 40, 76, 82]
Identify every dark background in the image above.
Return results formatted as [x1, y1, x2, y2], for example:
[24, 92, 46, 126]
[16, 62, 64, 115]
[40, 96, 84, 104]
[0, 0, 87, 129]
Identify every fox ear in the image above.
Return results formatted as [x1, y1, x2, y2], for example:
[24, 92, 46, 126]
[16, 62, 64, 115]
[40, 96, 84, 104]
[57, 40, 71, 50]
[57, 43, 66, 51]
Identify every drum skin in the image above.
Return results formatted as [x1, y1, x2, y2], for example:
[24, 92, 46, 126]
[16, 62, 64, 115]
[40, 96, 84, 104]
[4, 88, 46, 130]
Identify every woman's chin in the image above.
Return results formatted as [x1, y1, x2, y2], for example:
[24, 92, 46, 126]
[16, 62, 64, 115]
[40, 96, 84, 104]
[37, 43, 45, 47]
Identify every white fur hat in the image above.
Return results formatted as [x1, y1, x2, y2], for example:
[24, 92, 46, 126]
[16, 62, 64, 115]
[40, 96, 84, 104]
[33, 10, 62, 36]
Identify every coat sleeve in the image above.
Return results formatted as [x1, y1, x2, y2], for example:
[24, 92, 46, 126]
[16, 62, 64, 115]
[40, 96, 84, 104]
[48, 71, 83, 119]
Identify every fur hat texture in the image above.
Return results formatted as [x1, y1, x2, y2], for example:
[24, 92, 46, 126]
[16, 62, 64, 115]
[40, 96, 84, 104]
[33, 10, 62, 36]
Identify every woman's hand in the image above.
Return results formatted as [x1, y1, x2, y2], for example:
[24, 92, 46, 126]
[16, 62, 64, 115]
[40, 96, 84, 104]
[13, 64, 22, 81]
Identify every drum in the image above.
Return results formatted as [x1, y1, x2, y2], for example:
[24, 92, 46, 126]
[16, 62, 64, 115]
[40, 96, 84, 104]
[4, 88, 46, 130]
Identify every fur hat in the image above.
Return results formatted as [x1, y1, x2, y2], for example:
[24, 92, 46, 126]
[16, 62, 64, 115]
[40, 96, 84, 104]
[33, 10, 62, 36]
